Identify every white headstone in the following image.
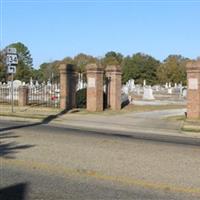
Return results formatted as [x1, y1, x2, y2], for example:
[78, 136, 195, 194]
[130, 79, 135, 91]
[30, 77, 33, 86]
[13, 80, 22, 88]
[143, 80, 146, 87]
[122, 85, 129, 95]
[168, 88, 172, 94]
[155, 85, 159, 92]
[182, 88, 187, 97]
[143, 86, 155, 100]
[47, 79, 51, 86]
[35, 80, 39, 86]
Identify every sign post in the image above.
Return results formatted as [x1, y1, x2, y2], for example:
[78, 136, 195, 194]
[6, 48, 18, 113]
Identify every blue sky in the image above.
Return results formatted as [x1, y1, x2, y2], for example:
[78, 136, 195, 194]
[1, 0, 200, 68]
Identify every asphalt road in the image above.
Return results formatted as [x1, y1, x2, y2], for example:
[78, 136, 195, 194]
[0, 119, 200, 200]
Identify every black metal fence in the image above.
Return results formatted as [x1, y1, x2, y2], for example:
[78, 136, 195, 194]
[28, 84, 60, 108]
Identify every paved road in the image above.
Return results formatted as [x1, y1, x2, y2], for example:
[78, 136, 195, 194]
[0, 119, 200, 199]
[57, 109, 186, 134]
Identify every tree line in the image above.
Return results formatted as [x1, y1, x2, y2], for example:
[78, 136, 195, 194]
[0, 42, 191, 85]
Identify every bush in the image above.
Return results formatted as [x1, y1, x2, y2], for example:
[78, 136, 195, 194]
[76, 88, 87, 108]
[76, 88, 108, 109]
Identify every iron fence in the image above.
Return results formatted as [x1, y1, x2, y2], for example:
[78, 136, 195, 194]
[0, 85, 19, 105]
[28, 84, 60, 108]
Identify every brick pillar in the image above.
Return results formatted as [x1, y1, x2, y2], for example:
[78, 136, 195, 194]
[18, 86, 28, 106]
[86, 63, 104, 112]
[106, 65, 122, 111]
[186, 60, 200, 119]
[59, 64, 77, 110]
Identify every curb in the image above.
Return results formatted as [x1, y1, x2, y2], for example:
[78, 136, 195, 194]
[1, 114, 200, 143]
[47, 123, 200, 146]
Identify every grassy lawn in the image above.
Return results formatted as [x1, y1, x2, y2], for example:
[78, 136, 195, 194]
[0, 104, 186, 118]
[0, 104, 62, 119]
[166, 113, 200, 133]
[75, 104, 186, 116]
[182, 118, 200, 133]
[122, 104, 186, 113]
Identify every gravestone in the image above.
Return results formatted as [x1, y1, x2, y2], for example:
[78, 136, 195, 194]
[13, 80, 22, 88]
[182, 88, 187, 98]
[143, 86, 155, 100]
[143, 80, 146, 87]
[168, 88, 172, 94]
[35, 80, 39, 86]
[122, 85, 129, 95]
[30, 77, 33, 86]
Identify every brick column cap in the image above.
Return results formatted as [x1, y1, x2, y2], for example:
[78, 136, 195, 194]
[18, 85, 28, 89]
[86, 63, 103, 73]
[106, 65, 122, 74]
[186, 60, 200, 72]
[59, 63, 76, 73]
[59, 63, 67, 71]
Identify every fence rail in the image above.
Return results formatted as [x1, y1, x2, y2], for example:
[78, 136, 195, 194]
[0, 85, 19, 105]
[0, 83, 60, 108]
[28, 84, 60, 108]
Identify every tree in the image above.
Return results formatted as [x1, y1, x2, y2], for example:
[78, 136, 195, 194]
[6, 42, 33, 82]
[74, 53, 97, 73]
[121, 53, 160, 85]
[157, 55, 189, 85]
[37, 60, 60, 83]
[102, 51, 123, 67]
[0, 51, 7, 82]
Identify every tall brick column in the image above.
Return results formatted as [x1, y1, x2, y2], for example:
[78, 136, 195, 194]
[59, 64, 77, 110]
[106, 65, 122, 111]
[18, 86, 28, 106]
[186, 60, 200, 119]
[86, 63, 104, 112]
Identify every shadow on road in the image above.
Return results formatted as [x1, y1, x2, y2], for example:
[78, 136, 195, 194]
[57, 126, 200, 147]
[0, 132, 35, 159]
[1, 109, 200, 147]
[0, 109, 67, 133]
[0, 183, 28, 200]
[0, 110, 67, 158]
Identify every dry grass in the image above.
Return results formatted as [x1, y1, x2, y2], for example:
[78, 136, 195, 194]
[0, 104, 186, 118]
[0, 104, 62, 119]
[121, 104, 186, 113]
[76, 104, 186, 116]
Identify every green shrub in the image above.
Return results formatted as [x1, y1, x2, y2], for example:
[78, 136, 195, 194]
[76, 88, 108, 109]
[76, 88, 87, 108]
